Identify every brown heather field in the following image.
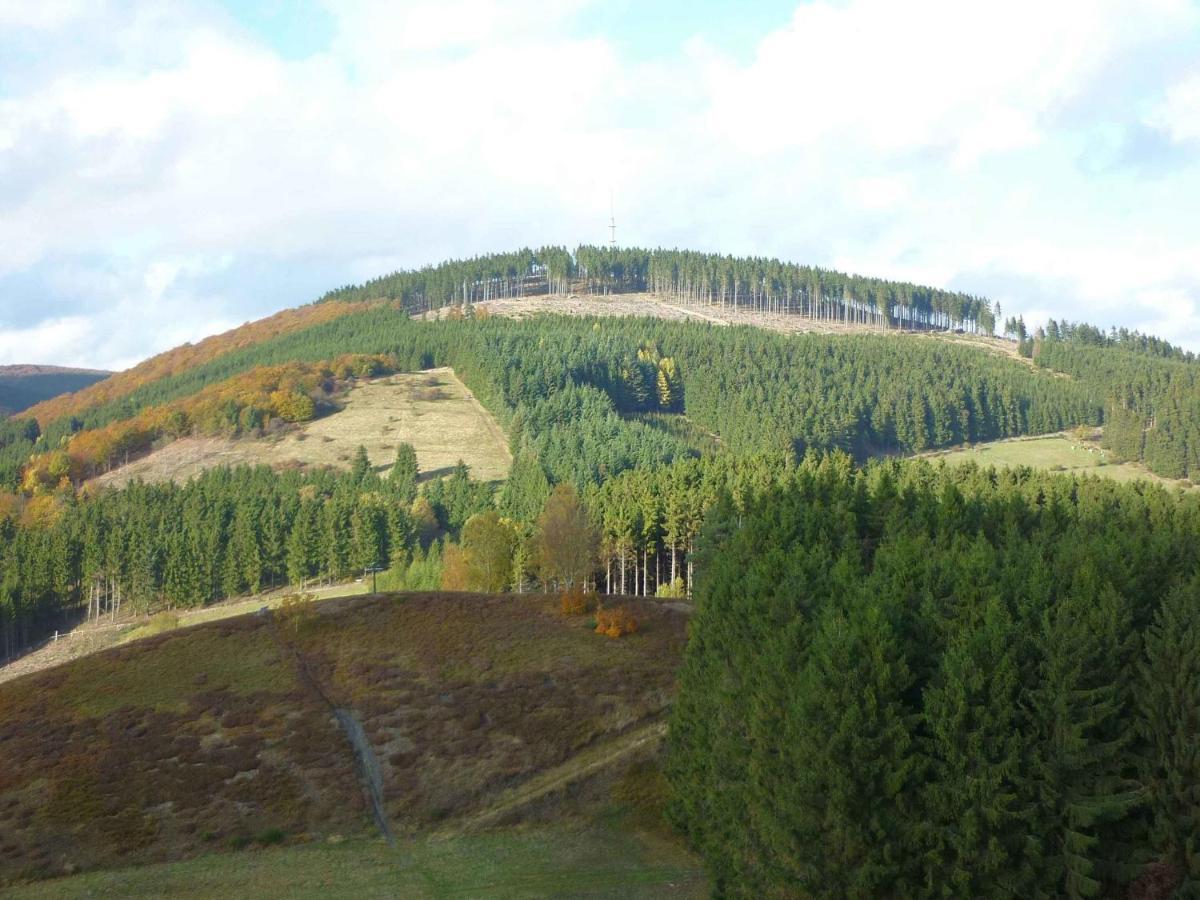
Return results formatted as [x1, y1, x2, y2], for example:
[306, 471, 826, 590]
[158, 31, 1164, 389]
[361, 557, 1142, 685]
[91, 367, 511, 490]
[0, 592, 693, 889]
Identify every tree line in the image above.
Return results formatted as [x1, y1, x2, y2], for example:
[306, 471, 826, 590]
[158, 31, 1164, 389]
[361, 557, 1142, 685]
[0, 444, 501, 657]
[3, 308, 1097, 494]
[668, 454, 1200, 898]
[320, 245, 997, 334]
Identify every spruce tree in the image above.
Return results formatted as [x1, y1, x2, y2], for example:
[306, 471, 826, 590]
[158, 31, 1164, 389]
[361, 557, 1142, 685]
[1020, 583, 1138, 897]
[1136, 579, 1200, 893]
[920, 598, 1031, 897]
[389, 442, 419, 503]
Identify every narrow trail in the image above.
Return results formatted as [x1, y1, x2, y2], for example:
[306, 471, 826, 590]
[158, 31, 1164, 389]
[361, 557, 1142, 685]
[443, 719, 669, 834]
[332, 708, 394, 845]
[654, 301, 731, 327]
[266, 611, 395, 845]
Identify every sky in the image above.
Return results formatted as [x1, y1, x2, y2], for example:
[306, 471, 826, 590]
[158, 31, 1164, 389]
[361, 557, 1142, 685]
[1, 0, 1199, 370]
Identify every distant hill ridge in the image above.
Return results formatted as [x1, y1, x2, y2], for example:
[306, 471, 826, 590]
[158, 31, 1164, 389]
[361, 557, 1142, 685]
[0, 365, 110, 378]
[0, 366, 111, 417]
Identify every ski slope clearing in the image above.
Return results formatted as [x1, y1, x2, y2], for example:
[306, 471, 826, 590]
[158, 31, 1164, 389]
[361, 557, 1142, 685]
[91, 368, 511, 489]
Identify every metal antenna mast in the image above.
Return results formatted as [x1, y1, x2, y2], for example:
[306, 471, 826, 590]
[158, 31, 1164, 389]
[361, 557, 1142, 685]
[608, 189, 616, 248]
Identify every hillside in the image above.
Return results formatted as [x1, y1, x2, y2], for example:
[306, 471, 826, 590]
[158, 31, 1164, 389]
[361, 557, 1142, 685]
[427, 291, 1021, 360]
[0, 591, 697, 890]
[91, 368, 511, 489]
[0, 366, 110, 416]
[22, 301, 378, 429]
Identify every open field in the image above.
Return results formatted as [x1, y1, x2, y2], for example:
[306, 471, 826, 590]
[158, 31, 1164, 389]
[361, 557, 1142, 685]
[92, 367, 511, 490]
[426, 292, 1021, 359]
[0, 592, 694, 889]
[923, 431, 1195, 488]
[8, 822, 706, 899]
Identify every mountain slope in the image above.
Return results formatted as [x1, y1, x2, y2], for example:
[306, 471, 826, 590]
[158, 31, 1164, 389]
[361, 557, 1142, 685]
[23, 301, 377, 429]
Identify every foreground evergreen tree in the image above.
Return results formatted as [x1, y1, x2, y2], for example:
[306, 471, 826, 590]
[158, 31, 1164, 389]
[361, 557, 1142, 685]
[1020, 582, 1139, 898]
[389, 442, 419, 503]
[920, 599, 1030, 897]
[774, 593, 924, 897]
[667, 457, 1200, 898]
[1137, 579, 1200, 895]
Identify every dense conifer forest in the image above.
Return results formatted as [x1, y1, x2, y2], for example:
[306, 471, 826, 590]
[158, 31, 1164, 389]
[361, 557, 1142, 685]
[0, 299, 1103, 648]
[1035, 330, 1200, 479]
[668, 456, 1200, 897]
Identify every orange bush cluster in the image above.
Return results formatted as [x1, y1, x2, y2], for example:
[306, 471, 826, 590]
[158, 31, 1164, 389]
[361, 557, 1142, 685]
[20, 353, 398, 492]
[595, 605, 639, 639]
[559, 586, 598, 616]
[26, 301, 379, 428]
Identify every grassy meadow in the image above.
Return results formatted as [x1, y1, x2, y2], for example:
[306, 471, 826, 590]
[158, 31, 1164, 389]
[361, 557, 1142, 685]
[923, 431, 1194, 487]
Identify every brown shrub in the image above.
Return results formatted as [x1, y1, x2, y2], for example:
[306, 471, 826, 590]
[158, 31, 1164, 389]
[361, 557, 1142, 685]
[595, 605, 639, 639]
[559, 586, 598, 616]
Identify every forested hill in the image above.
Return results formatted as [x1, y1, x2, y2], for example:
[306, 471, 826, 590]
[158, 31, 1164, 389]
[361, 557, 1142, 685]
[21, 301, 374, 429]
[320, 246, 996, 333]
[1034, 329, 1200, 479]
[4, 309, 1097, 494]
[0, 366, 109, 416]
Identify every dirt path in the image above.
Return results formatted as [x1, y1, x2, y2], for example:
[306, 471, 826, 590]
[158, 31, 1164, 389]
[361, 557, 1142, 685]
[444, 719, 669, 834]
[268, 610, 396, 845]
[333, 708, 395, 845]
[655, 302, 730, 327]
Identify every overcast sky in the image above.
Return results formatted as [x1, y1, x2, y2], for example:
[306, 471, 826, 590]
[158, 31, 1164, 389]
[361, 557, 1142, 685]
[2, 0, 1199, 370]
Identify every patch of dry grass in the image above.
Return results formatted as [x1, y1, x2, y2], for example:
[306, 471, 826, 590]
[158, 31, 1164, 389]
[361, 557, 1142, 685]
[92, 367, 510, 489]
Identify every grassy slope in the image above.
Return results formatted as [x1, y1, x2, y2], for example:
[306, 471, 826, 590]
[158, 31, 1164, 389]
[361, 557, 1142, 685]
[90, 368, 512, 489]
[923, 431, 1194, 488]
[10, 825, 706, 899]
[0, 592, 696, 890]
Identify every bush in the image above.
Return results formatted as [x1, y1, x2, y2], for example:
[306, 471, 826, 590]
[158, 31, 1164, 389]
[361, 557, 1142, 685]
[277, 592, 315, 634]
[560, 585, 598, 616]
[256, 827, 287, 846]
[595, 605, 639, 638]
[655, 578, 686, 599]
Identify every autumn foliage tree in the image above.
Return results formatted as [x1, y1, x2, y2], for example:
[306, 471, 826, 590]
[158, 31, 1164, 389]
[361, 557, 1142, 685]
[535, 483, 598, 590]
[460, 511, 518, 592]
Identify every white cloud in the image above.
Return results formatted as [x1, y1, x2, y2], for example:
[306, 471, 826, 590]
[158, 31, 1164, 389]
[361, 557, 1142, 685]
[0, 0, 1199, 367]
[1149, 72, 1200, 143]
